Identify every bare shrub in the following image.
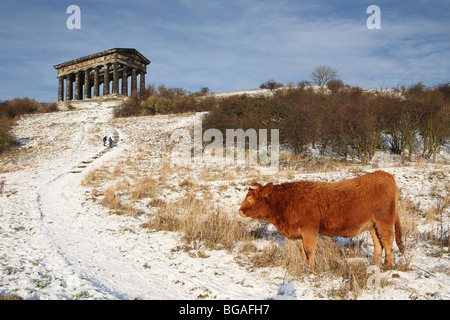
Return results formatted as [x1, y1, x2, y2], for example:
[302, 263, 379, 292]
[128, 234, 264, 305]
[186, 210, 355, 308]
[203, 82, 449, 164]
[0, 117, 15, 154]
[0, 98, 40, 118]
[114, 84, 210, 117]
[259, 79, 284, 90]
[0, 98, 62, 155]
[41, 102, 59, 113]
[404, 83, 450, 162]
[326, 79, 345, 93]
[280, 88, 326, 152]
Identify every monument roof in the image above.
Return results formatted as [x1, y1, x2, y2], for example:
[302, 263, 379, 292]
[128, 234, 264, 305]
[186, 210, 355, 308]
[54, 48, 150, 69]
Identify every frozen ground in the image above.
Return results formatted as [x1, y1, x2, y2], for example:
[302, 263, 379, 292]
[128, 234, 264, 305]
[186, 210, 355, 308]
[0, 100, 448, 300]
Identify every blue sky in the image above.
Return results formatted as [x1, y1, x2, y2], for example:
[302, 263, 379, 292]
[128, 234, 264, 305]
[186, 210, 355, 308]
[0, 0, 449, 102]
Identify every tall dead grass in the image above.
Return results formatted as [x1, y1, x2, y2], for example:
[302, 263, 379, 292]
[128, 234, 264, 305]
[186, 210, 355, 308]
[100, 185, 123, 211]
[235, 235, 375, 299]
[130, 176, 156, 200]
[249, 236, 368, 275]
[424, 194, 450, 249]
[141, 193, 254, 251]
[399, 193, 449, 250]
[398, 196, 421, 251]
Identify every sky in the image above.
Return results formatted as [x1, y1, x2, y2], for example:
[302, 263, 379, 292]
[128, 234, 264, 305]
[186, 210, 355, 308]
[0, 0, 449, 102]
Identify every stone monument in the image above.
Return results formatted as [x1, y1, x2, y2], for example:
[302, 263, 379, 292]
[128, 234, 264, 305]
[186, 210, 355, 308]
[54, 48, 150, 101]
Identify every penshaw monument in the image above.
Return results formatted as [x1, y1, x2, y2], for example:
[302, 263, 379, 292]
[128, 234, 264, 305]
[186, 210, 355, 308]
[54, 48, 150, 102]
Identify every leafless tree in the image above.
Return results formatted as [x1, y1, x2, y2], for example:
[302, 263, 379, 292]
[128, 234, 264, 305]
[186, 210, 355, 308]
[311, 65, 339, 86]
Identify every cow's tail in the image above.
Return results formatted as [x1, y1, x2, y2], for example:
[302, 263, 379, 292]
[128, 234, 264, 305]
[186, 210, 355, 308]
[394, 189, 405, 254]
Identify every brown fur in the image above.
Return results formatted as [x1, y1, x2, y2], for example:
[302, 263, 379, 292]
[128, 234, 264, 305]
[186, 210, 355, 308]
[238, 171, 405, 269]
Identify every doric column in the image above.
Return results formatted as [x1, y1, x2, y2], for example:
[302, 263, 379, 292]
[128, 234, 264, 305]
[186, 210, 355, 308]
[104, 64, 110, 95]
[113, 63, 119, 94]
[58, 77, 64, 102]
[75, 72, 82, 100]
[140, 70, 146, 95]
[122, 66, 128, 96]
[66, 74, 73, 101]
[84, 69, 91, 99]
[94, 66, 100, 97]
[131, 69, 137, 94]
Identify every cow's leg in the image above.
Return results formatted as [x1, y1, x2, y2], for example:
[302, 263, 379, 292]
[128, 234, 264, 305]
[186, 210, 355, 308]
[302, 229, 318, 270]
[377, 222, 394, 266]
[297, 239, 306, 258]
[369, 227, 382, 265]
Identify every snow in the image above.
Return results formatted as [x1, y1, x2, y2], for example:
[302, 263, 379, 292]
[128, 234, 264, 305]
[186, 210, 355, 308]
[0, 99, 448, 300]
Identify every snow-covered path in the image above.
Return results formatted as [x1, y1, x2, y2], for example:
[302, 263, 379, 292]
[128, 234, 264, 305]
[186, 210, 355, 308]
[0, 102, 128, 298]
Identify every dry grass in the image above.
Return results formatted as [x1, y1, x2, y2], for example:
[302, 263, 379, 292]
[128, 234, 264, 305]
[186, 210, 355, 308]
[141, 193, 254, 251]
[81, 168, 106, 188]
[399, 193, 449, 250]
[130, 176, 156, 200]
[278, 151, 348, 173]
[0, 292, 22, 300]
[158, 159, 173, 182]
[425, 194, 450, 222]
[147, 198, 166, 207]
[249, 236, 366, 274]
[398, 196, 421, 251]
[425, 223, 449, 249]
[240, 235, 373, 299]
[100, 185, 123, 211]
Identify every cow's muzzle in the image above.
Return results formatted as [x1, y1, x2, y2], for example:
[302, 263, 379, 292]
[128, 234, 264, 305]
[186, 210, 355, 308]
[238, 210, 246, 217]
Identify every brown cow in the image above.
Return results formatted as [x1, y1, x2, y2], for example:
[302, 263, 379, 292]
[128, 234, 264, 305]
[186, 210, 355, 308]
[238, 171, 405, 269]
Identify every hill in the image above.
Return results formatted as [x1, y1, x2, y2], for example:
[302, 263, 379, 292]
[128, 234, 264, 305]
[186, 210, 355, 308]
[0, 99, 448, 300]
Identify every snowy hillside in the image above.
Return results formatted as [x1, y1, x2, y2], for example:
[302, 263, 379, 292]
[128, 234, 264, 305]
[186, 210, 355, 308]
[0, 100, 448, 300]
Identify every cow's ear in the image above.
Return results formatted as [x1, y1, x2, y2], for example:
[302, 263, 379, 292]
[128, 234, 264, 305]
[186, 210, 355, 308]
[262, 183, 274, 198]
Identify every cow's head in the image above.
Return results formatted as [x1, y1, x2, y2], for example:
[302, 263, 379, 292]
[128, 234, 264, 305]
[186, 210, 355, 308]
[238, 182, 274, 220]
